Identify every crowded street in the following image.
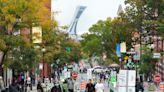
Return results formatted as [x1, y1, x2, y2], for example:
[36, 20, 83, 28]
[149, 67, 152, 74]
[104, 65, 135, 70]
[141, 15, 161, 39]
[0, 0, 164, 92]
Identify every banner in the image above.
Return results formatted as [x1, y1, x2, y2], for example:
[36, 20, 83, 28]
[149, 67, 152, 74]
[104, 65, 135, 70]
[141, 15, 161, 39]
[32, 26, 42, 43]
[116, 43, 121, 57]
[121, 42, 126, 53]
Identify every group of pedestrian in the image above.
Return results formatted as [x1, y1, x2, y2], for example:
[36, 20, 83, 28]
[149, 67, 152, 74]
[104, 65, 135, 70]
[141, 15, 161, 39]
[86, 79, 104, 92]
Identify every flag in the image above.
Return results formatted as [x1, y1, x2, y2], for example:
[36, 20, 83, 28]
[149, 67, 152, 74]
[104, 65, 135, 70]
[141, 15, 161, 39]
[32, 26, 42, 43]
[116, 43, 121, 57]
[121, 42, 126, 53]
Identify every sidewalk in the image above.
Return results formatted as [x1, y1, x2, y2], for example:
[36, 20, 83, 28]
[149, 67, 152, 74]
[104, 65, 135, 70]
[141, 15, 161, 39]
[26, 86, 37, 92]
[143, 82, 160, 92]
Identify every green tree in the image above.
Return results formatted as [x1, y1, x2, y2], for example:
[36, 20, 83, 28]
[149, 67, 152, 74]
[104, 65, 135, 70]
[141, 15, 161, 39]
[81, 17, 133, 65]
[51, 32, 82, 66]
[0, 0, 55, 74]
[122, 0, 164, 37]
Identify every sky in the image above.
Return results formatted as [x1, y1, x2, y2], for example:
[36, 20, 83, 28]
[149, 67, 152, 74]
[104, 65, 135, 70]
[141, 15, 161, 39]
[51, 0, 125, 35]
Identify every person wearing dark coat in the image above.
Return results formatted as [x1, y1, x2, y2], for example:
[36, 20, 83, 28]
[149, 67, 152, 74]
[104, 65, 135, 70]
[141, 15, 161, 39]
[9, 78, 20, 92]
[135, 78, 144, 92]
[51, 81, 62, 92]
[37, 81, 43, 92]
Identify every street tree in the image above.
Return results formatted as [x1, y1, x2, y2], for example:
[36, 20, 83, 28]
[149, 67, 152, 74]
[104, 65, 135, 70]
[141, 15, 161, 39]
[0, 0, 55, 74]
[81, 17, 133, 64]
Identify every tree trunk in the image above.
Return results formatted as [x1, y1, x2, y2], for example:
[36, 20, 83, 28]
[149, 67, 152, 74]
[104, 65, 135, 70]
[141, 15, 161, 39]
[0, 51, 7, 76]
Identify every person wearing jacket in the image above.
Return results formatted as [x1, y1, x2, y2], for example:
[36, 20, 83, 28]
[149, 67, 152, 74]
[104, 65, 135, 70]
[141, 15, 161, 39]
[9, 78, 20, 92]
[51, 80, 62, 92]
[37, 81, 43, 92]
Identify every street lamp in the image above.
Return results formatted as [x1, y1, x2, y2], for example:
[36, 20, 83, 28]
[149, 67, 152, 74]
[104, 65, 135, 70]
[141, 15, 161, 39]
[41, 47, 46, 83]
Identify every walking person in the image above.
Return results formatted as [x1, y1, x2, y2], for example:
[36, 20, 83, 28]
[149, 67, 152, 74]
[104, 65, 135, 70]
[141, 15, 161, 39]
[51, 80, 62, 92]
[37, 81, 43, 92]
[67, 78, 74, 92]
[73, 79, 79, 92]
[9, 78, 21, 92]
[62, 79, 68, 92]
[135, 78, 144, 92]
[86, 79, 95, 92]
[95, 79, 104, 92]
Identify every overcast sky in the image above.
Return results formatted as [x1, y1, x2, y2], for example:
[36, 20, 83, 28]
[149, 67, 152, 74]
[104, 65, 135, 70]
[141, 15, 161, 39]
[52, 0, 125, 35]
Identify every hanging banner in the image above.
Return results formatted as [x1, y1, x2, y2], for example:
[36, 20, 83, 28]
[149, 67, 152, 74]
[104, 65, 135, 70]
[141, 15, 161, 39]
[121, 42, 126, 53]
[116, 43, 121, 57]
[32, 26, 42, 43]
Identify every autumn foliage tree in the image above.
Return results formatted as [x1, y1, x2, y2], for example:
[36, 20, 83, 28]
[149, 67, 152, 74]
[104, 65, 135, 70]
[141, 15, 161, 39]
[0, 0, 54, 73]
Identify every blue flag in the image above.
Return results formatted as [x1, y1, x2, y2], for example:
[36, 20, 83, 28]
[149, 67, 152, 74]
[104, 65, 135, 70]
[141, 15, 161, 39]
[116, 43, 121, 57]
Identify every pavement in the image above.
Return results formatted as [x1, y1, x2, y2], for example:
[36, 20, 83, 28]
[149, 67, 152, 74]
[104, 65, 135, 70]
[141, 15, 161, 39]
[143, 82, 160, 92]
[26, 86, 37, 92]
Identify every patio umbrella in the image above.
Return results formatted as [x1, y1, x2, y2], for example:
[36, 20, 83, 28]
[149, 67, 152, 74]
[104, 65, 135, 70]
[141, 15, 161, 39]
[108, 63, 120, 67]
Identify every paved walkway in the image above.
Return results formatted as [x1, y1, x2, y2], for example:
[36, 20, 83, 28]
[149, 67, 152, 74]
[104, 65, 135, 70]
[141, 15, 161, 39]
[143, 82, 160, 92]
[26, 86, 37, 92]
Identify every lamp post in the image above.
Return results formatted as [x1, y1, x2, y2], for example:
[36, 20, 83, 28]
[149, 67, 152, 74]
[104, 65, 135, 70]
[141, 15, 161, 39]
[41, 47, 46, 83]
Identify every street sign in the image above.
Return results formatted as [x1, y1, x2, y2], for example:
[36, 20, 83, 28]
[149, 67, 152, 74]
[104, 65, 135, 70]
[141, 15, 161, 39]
[154, 74, 161, 83]
[153, 53, 161, 59]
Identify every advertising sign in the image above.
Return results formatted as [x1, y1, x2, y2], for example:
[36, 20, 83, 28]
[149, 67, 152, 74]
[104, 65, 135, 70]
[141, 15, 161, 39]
[118, 87, 126, 92]
[127, 87, 135, 92]
[118, 70, 127, 86]
[128, 70, 136, 86]
[118, 87, 135, 92]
